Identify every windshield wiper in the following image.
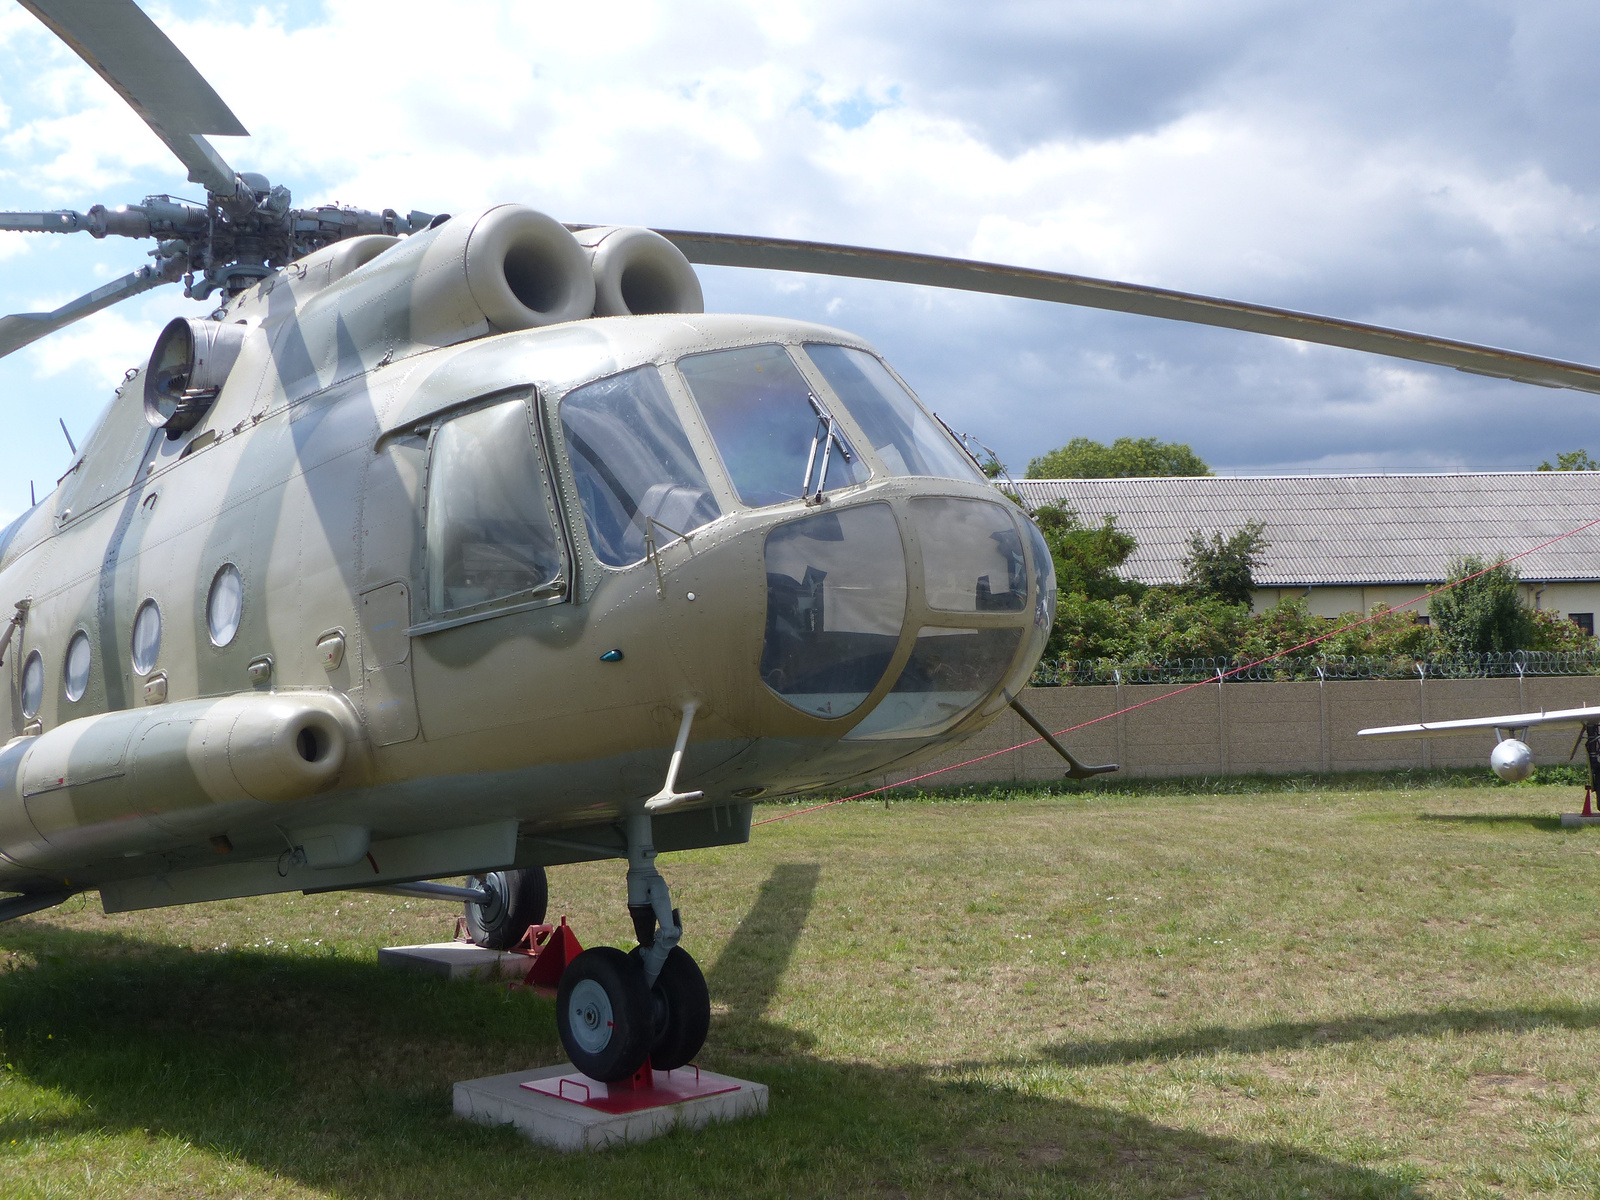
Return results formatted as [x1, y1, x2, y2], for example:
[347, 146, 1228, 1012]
[800, 394, 852, 504]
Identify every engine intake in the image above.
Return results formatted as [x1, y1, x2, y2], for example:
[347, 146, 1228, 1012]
[576, 226, 704, 316]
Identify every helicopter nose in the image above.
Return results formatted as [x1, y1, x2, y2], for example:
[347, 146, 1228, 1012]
[760, 494, 1041, 740]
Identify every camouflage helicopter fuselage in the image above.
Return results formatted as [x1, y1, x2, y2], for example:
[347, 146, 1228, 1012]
[0, 206, 1054, 914]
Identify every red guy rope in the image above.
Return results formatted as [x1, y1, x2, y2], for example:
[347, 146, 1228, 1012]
[753, 513, 1600, 826]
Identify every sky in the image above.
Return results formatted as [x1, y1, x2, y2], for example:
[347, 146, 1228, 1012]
[3, 0, 1600, 523]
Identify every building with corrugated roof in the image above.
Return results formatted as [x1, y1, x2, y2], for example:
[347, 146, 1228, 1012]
[1013, 473, 1600, 630]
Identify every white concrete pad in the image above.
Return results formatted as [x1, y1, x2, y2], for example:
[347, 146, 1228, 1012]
[454, 1064, 768, 1150]
[1561, 813, 1600, 828]
[378, 941, 529, 981]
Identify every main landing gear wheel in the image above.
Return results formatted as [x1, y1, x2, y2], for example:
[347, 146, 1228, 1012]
[556, 946, 654, 1082]
[462, 866, 548, 950]
[630, 944, 710, 1070]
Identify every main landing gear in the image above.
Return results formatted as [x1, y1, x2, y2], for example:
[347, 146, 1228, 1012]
[555, 811, 710, 1081]
[462, 866, 549, 949]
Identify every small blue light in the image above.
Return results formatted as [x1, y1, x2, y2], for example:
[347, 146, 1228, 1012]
[600, 648, 624, 662]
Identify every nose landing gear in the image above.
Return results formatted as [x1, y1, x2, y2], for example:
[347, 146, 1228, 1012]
[554, 811, 711, 1081]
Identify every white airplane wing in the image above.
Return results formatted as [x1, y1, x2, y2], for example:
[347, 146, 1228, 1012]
[1358, 706, 1600, 740]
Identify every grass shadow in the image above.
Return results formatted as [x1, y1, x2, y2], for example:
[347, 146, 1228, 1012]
[1417, 813, 1568, 831]
[1045, 1003, 1600, 1067]
[705, 861, 820, 1053]
[0, 906, 1426, 1198]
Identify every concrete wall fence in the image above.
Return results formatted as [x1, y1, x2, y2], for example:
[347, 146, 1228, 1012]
[879, 677, 1600, 789]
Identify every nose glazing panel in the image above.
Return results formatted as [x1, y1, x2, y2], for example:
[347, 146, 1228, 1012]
[910, 496, 1026, 613]
[846, 625, 1024, 740]
[761, 503, 906, 718]
[1021, 515, 1057, 674]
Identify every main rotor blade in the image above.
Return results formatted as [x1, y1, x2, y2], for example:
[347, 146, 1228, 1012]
[0, 210, 89, 233]
[0, 207, 155, 238]
[658, 231, 1600, 395]
[0, 264, 172, 360]
[18, 0, 245, 195]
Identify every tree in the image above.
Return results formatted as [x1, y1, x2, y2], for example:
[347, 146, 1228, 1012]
[1025, 436, 1211, 479]
[1429, 555, 1531, 653]
[1526, 606, 1597, 651]
[1048, 590, 1250, 662]
[1537, 450, 1600, 471]
[1031, 502, 1141, 601]
[1182, 522, 1269, 607]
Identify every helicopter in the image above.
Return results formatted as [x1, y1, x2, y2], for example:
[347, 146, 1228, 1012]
[4, 0, 1600, 1086]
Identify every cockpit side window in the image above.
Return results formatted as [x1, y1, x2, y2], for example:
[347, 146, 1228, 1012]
[425, 397, 566, 614]
[802, 343, 986, 484]
[678, 344, 870, 508]
[559, 366, 721, 568]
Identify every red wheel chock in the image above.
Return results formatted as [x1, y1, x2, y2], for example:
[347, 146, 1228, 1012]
[509, 916, 585, 991]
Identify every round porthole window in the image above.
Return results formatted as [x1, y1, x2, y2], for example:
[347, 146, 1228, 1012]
[131, 599, 161, 676]
[207, 563, 243, 647]
[20, 651, 42, 718]
[64, 631, 91, 702]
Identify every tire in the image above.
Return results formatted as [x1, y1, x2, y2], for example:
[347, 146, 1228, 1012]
[462, 867, 548, 950]
[556, 946, 653, 1082]
[630, 945, 710, 1071]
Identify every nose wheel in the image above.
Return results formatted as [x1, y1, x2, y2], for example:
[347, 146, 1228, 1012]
[556, 943, 711, 1081]
[552, 810, 711, 1081]
[557, 947, 654, 1081]
[632, 944, 710, 1070]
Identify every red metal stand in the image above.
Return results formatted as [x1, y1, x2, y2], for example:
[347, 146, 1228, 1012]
[509, 916, 585, 991]
[523, 1062, 740, 1114]
[617, 1056, 655, 1091]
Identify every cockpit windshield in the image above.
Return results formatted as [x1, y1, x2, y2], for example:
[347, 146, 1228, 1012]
[802, 343, 986, 484]
[560, 366, 722, 568]
[679, 344, 870, 508]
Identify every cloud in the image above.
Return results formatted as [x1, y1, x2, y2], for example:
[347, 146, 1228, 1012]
[0, 0, 1598, 493]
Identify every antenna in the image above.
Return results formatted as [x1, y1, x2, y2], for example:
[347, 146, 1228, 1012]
[30, 481, 36, 507]
[58, 418, 76, 455]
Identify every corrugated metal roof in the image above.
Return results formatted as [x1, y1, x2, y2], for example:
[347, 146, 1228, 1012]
[1013, 473, 1600, 587]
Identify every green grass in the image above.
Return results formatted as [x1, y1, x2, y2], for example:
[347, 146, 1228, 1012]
[3, 782, 1600, 1197]
[809, 762, 1598, 806]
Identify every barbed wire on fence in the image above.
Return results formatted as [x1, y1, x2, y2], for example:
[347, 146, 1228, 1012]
[1030, 649, 1600, 687]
